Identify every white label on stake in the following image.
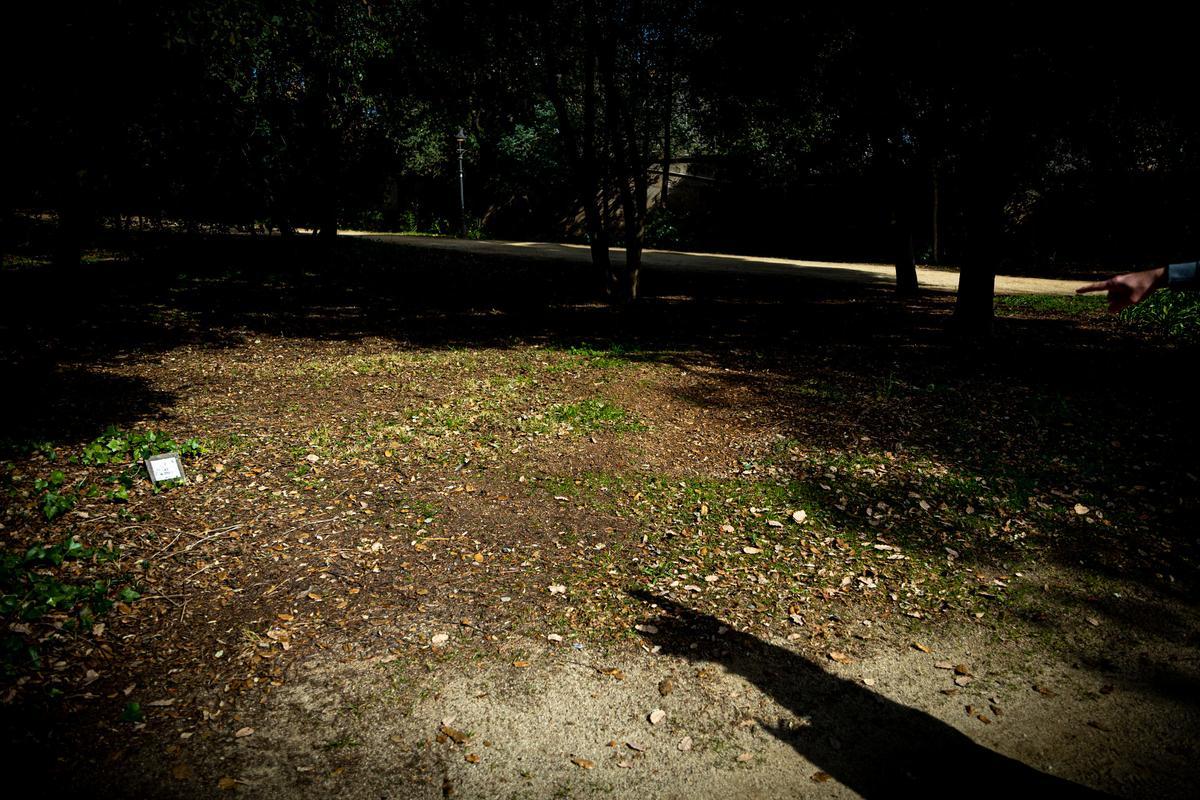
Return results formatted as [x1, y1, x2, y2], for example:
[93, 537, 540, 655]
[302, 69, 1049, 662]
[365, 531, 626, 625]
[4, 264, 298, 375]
[147, 454, 184, 483]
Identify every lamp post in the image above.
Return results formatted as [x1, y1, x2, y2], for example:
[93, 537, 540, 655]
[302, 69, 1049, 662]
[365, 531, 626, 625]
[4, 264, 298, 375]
[454, 128, 467, 237]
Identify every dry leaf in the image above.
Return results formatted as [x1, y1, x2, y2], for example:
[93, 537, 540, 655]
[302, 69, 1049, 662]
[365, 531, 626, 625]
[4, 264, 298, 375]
[792, 510, 808, 524]
[431, 633, 449, 646]
[571, 757, 595, 769]
[827, 651, 851, 664]
[464, 753, 480, 764]
[648, 709, 666, 725]
[658, 677, 675, 696]
[234, 727, 254, 738]
[678, 736, 693, 752]
[811, 771, 832, 783]
[439, 725, 469, 745]
[911, 642, 930, 653]
[512, 660, 531, 668]
[217, 777, 238, 791]
[736, 752, 753, 762]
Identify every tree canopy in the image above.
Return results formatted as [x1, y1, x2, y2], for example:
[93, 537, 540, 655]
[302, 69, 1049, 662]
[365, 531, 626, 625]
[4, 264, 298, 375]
[3, 1, 1197, 322]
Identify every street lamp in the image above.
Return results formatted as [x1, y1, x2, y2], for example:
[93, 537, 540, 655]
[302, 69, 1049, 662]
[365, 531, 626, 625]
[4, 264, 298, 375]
[454, 127, 467, 237]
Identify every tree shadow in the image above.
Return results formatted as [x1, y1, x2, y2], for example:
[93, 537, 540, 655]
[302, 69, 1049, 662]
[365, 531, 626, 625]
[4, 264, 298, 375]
[628, 589, 1111, 798]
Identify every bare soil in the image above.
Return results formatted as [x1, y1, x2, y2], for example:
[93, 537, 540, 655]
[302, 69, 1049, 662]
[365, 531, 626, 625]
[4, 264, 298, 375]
[0, 233, 1196, 798]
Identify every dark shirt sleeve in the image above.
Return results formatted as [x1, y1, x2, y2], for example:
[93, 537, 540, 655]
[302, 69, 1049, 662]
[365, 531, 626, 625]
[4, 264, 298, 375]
[1167, 261, 1199, 288]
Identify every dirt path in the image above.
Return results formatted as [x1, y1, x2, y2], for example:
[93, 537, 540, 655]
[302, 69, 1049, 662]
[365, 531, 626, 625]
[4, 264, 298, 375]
[345, 232, 1088, 296]
[122, 572, 1199, 799]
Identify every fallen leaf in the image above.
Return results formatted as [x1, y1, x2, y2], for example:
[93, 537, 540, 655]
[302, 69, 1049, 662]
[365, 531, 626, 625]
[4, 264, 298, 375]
[626, 741, 646, 752]
[1074, 503, 1090, 515]
[217, 777, 238, 791]
[571, 757, 595, 769]
[648, 709, 666, 725]
[742, 546, 762, 554]
[439, 725, 470, 745]
[1033, 684, 1057, 697]
[911, 642, 930, 653]
[547, 634, 563, 643]
[954, 675, 973, 687]
[736, 752, 753, 762]
[512, 661, 531, 668]
[792, 510, 808, 524]
[172, 763, 194, 780]
[1087, 720, 1112, 732]
[827, 651, 851, 664]
[464, 753, 480, 764]
[811, 771, 832, 783]
[634, 624, 659, 634]
[234, 727, 254, 738]
[934, 660, 954, 670]
[658, 677, 675, 696]
[678, 736, 693, 752]
[548, 584, 566, 595]
[953, 664, 972, 676]
[431, 633, 449, 646]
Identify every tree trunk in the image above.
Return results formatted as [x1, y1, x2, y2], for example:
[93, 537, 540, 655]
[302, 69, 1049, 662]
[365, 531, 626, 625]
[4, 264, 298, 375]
[931, 169, 940, 265]
[314, 0, 338, 245]
[893, 169, 918, 296]
[661, 24, 673, 209]
[54, 167, 84, 269]
[953, 177, 1001, 337]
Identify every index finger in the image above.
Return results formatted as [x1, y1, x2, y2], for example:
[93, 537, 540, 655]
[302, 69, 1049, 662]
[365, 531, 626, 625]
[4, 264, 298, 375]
[1075, 280, 1113, 295]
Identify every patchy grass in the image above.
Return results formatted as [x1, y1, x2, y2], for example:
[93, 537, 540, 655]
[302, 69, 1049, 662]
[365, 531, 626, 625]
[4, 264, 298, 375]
[994, 294, 1105, 316]
[544, 399, 644, 433]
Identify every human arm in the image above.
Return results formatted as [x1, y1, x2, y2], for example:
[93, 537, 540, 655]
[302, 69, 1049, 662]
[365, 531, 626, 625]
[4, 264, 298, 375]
[1076, 261, 1198, 312]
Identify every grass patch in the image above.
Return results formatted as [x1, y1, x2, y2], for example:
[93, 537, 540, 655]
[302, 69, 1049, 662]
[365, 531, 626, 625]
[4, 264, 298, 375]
[543, 399, 644, 433]
[994, 294, 1105, 316]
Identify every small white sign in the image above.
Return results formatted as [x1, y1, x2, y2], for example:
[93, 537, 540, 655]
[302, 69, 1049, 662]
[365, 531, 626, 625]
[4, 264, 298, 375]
[145, 452, 185, 484]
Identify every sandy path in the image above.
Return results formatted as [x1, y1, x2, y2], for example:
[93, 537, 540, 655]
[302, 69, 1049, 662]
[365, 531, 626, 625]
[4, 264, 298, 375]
[344, 233, 1087, 296]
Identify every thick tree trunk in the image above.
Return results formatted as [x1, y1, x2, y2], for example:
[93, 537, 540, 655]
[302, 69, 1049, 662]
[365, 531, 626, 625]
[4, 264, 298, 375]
[953, 178, 1001, 337]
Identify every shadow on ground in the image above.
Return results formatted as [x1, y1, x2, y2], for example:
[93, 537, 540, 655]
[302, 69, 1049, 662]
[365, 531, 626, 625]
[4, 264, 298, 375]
[630, 590, 1110, 798]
